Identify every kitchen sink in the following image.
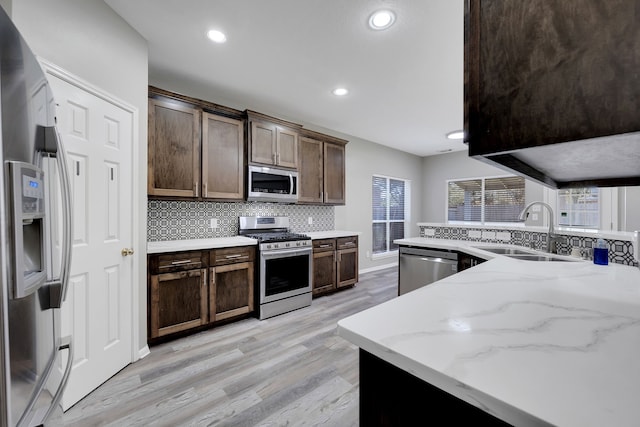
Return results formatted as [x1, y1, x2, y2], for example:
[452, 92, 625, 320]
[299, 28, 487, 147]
[473, 246, 535, 255]
[504, 254, 576, 262]
[472, 245, 579, 262]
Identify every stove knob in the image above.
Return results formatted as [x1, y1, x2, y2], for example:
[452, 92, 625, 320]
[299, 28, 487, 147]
[266, 244, 272, 249]
[286, 243, 290, 247]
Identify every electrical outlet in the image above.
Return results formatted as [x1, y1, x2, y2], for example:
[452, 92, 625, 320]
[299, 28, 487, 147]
[308, 216, 313, 225]
[424, 228, 436, 237]
[482, 230, 496, 240]
[209, 218, 218, 229]
[468, 230, 482, 239]
[496, 231, 511, 241]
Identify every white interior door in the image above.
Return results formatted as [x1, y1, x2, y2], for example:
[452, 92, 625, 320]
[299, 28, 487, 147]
[46, 70, 135, 410]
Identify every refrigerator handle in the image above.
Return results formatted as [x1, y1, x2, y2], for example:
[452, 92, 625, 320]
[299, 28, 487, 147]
[55, 126, 73, 304]
[42, 336, 74, 423]
[43, 126, 74, 308]
[15, 336, 73, 427]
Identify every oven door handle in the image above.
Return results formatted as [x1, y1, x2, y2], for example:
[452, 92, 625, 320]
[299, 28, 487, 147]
[262, 248, 312, 259]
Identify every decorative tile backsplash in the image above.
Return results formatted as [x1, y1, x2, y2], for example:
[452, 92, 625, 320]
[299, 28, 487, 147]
[419, 225, 638, 267]
[148, 200, 334, 241]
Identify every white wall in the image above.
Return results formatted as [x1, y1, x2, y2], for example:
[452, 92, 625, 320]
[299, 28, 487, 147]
[9, 0, 149, 356]
[620, 187, 640, 232]
[421, 150, 546, 225]
[304, 125, 424, 272]
[0, 0, 9, 15]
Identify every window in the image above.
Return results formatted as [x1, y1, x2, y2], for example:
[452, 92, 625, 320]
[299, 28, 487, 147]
[557, 188, 600, 228]
[372, 176, 409, 255]
[447, 176, 525, 223]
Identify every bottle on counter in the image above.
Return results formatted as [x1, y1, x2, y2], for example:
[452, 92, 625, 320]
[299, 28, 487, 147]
[593, 238, 609, 265]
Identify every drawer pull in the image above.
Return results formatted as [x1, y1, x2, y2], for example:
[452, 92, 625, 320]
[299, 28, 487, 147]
[318, 244, 332, 248]
[171, 260, 193, 265]
[224, 254, 248, 259]
[343, 242, 356, 246]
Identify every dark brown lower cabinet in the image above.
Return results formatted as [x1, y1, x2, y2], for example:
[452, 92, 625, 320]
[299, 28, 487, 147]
[313, 248, 337, 295]
[148, 246, 255, 343]
[359, 349, 512, 426]
[149, 270, 207, 338]
[210, 261, 254, 322]
[337, 236, 358, 288]
[312, 236, 358, 297]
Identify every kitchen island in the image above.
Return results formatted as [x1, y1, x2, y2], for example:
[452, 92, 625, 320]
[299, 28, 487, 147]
[337, 238, 640, 426]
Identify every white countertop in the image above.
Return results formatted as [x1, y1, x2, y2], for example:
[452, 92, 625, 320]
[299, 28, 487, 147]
[305, 230, 360, 239]
[337, 237, 640, 427]
[147, 236, 257, 254]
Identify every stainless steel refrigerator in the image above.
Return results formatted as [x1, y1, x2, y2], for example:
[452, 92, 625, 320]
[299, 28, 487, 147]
[0, 6, 74, 427]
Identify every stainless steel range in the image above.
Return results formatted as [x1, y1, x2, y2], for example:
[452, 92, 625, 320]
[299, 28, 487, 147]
[239, 216, 312, 319]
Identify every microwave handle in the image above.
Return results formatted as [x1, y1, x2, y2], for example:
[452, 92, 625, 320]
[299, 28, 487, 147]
[289, 174, 294, 195]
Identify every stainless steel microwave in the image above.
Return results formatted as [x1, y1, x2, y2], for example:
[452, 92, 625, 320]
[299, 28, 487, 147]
[247, 165, 298, 203]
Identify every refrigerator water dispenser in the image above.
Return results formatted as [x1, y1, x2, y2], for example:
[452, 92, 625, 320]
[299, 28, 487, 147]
[7, 160, 47, 299]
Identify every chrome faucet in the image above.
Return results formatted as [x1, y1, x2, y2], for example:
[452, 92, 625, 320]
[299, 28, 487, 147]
[519, 201, 563, 254]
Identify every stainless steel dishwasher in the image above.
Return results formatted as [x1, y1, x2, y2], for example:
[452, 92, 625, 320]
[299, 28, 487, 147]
[398, 247, 458, 295]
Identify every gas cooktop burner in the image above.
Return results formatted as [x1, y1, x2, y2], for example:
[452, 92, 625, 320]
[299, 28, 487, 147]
[245, 232, 311, 243]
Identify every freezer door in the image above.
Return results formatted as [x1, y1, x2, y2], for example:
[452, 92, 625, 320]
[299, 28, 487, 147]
[0, 6, 73, 427]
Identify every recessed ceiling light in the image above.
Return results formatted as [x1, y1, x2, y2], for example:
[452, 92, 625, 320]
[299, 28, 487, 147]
[332, 88, 349, 96]
[207, 29, 227, 43]
[446, 130, 465, 140]
[368, 10, 396, 30]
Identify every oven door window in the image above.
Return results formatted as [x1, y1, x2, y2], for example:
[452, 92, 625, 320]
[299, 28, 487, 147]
[264, 253, 309, 296]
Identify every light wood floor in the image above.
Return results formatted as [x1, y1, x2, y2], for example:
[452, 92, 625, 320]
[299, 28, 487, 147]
[52, 266, 398, 426]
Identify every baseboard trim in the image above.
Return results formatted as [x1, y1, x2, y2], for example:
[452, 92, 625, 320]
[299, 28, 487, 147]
[138, 345, 151, 360]
[360, 262, 398, 275]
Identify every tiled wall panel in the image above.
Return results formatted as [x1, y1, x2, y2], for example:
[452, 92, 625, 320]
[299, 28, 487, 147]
[419, 225, 638, 267]
[148, 200, 334, 241]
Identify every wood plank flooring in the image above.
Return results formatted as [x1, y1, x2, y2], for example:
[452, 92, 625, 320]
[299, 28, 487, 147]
[50, 266, 398, 426]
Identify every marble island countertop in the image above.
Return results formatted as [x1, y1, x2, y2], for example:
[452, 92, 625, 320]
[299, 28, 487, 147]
[338, 238, 640, 427]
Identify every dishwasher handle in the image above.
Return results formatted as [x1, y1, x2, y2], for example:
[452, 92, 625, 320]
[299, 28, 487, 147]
[399, 246, 458, 262]
[414, 256, 459, 266]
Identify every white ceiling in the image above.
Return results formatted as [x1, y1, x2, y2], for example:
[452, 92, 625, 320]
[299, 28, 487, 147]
[104, 0, 465, 157]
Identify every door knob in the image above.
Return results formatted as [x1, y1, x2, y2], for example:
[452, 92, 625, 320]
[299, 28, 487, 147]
[121, 248, 134, 256]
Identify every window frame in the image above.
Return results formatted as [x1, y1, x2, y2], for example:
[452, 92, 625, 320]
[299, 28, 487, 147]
[372, 174, 410, 258]
[445, 174, 526, 226]
[544, 187, 618, 232]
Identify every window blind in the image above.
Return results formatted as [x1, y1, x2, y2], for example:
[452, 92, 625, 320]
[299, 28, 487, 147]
[447, 176, 525, 223]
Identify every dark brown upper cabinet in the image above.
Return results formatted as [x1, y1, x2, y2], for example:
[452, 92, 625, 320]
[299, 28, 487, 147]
[202, 113, 244, 200]
[148, 98, 201, 197]
[148, 86, 246, 200]
[464, 0, 640, 188]
[247, 110, 301, 169]
[298, 130, 347, 205]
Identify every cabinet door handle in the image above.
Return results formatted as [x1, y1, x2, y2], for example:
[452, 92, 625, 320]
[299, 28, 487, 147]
[194, 182, 198, 197]
[272, 153, 276, 164]
[203, 182, 208, 196]
[171, 259, 192, 265]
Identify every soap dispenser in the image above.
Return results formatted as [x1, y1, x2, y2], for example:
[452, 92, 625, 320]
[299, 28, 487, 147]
[593, 238, 608, 265]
